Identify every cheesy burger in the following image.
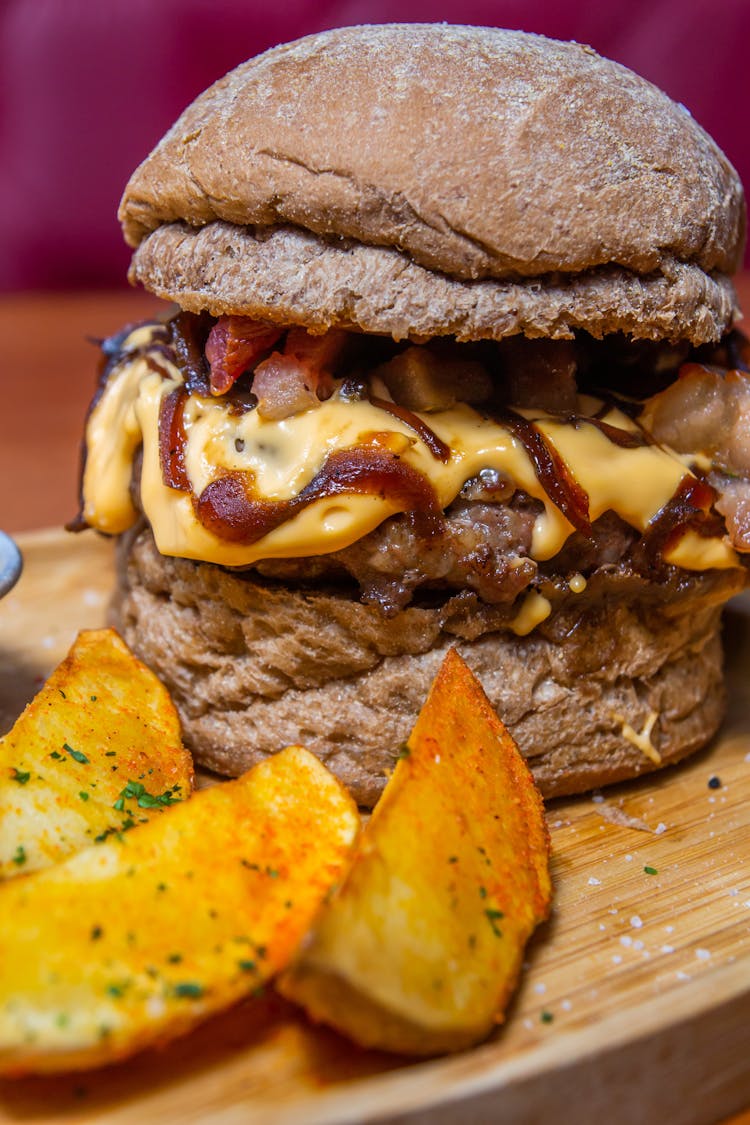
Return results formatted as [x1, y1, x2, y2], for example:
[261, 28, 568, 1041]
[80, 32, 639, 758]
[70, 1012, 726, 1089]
[73, 25, 749, 805]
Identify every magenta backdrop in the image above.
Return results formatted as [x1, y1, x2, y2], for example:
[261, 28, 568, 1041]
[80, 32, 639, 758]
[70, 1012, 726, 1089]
[1, 0, 748, 290]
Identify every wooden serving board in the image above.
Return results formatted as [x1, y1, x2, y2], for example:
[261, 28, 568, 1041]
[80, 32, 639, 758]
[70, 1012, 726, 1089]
[1, 530, 749, 1125]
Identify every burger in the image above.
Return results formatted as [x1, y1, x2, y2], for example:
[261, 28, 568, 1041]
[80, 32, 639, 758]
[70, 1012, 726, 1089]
[72, 25, 749, 807]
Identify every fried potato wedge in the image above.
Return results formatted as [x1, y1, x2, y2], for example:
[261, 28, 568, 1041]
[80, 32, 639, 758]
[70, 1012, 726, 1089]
[0, 745, 360, 1075]
[280, 649, 552, 1054]
[0, 628, 193, 878]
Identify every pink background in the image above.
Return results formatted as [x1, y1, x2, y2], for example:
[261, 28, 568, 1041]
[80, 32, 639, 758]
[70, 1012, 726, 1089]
[1, 0, 748, 291]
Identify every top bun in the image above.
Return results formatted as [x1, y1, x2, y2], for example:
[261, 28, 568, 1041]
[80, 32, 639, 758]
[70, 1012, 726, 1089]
[120, 25, 745, 344]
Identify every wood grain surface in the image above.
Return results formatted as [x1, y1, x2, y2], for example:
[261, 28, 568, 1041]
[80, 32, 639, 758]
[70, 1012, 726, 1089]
[0, 529, 748, 1125]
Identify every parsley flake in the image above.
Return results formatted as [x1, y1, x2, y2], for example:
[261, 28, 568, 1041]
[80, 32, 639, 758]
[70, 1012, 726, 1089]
[644, 865, 658, 876]
[63, 743, 89, 764]
[172, 982, 204, 999]
[12, 845, 26, 866]
[10, 768, 30, 785]
[484, 908, 504, 937]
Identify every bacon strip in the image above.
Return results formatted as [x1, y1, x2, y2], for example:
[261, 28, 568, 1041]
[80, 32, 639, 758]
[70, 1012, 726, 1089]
[253, 328, 348, 419]
[206, 317, 283, 396]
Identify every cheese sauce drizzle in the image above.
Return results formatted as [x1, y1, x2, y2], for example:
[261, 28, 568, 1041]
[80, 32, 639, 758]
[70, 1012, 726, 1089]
[79, 323, 740, 572]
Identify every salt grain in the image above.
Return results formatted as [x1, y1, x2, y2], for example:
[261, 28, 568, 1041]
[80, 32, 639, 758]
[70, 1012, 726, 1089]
[696, 948, 711, 961]
[588, 876, 601, 886]
[630, 915, 643, 929]
[534, 982, 547, 994]
[661, 945, 675, 954]
[654, 823, 667, 835]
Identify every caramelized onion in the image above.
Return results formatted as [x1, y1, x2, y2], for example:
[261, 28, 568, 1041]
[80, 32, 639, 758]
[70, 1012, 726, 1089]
[502, 411, 591, 535]
[158, 387, 190, 491]
[194, 447, 442, 545]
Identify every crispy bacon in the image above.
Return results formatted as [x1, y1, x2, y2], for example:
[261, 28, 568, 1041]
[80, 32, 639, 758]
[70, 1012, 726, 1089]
[641, 362, 750, 475]
[712, 474, 750, 552]
[252, 328, 348, 420]
[205, 317, 283, 396]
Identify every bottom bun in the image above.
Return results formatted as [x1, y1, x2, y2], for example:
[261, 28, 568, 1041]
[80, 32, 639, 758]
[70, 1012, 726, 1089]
[113, 528, 733, 806]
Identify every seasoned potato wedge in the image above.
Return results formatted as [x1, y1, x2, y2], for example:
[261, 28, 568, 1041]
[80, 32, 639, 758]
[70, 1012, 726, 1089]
[281, 649, 552, 1054]
[0, 628, 193, 878]
[0, 746, 360, 1075]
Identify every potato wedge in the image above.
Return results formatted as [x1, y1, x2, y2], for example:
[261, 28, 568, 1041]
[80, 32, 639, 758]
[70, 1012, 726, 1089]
[280, 649, 552, 1054]
[0, 628, 193, 878]
[0, 745, 360, 1075]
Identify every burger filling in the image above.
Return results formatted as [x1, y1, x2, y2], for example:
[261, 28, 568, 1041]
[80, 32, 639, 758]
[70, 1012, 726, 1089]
[74, 312, 750, 622]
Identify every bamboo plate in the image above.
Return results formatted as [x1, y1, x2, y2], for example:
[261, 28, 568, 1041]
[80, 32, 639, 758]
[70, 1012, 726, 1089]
[1, 530, 749, 1125]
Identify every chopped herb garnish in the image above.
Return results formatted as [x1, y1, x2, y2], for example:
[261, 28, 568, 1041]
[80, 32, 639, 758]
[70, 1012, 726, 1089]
[50, 751, 63, 760]
[448, 856, 458, 864]
[90, 695, 98, 702]
[115, 779, 182, 810]
[644, 865, 658, 876]
[63, 743, 89, 764]
[484, 908, 504, 937]
[479, 886, 487, 899]
[167, 953, 183, 964]
[241, 859, 260, 871]
[541, 1010, 554, 1024]
[172, 982, 204, 999]
[90, 926, 103, 941]
[104, 751, 116, 757]
[238, 960, 256, 973]
[266, 867, 279, 878]
[79, 791, 90, 802]
[59, 690, 66, 699]
[106, 983, 127, 999]
[56, 1012, 70, 1028]
[157, 882, 168, 892]
[12, 845, 26, 866]
[397, 744, 411, 759]
[10, 768, 30, 785]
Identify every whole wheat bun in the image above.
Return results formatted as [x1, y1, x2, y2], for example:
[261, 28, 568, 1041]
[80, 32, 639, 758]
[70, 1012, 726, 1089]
[120, 25, 745, 344]
[112, 27, 747, 800]
[113, 530, 742, 806]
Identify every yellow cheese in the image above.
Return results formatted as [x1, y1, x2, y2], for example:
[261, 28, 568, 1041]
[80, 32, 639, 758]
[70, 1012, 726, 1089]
[81, 324, 739, 572]
[510, 591, 552, 636]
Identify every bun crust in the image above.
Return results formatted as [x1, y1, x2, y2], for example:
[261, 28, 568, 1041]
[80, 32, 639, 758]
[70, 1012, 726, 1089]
[129, 221, 738, 344]
[113, 529, 732, 807]
[120, 25, 744, 283]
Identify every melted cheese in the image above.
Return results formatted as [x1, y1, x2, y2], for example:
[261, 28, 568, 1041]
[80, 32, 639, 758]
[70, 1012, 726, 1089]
[82, 325, 740, 571]
[612, 710, 661, 764]
[510, 592, 552, 636]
